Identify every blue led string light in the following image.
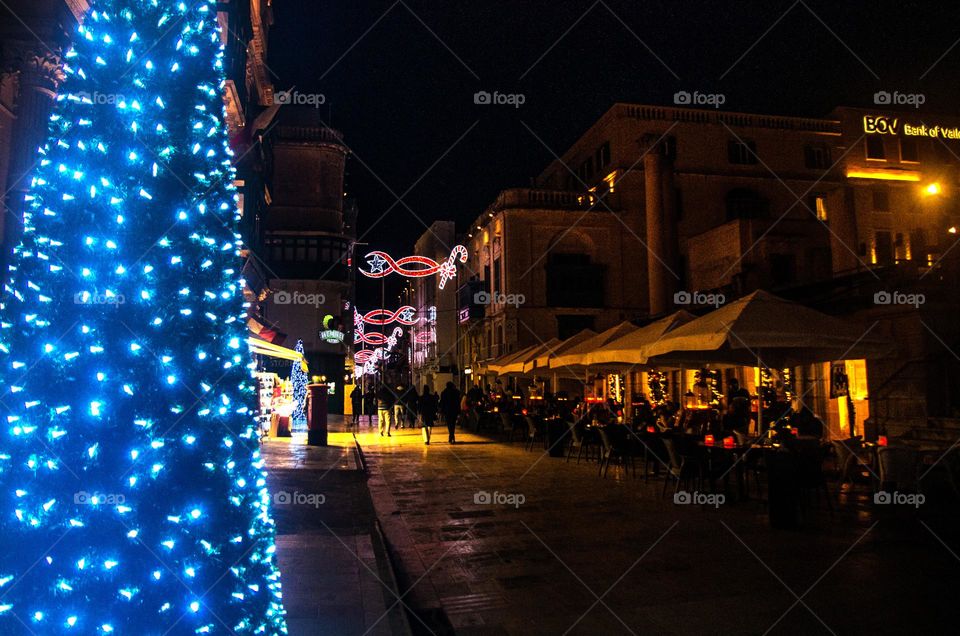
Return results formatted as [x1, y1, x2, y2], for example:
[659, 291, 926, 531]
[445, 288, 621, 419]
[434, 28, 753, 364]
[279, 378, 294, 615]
[289, 340, 307, 431]
[0, 1, 287, 633]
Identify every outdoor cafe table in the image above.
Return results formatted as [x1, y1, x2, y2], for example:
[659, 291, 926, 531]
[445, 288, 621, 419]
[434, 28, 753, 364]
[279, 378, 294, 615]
[698, 439, 752, 500]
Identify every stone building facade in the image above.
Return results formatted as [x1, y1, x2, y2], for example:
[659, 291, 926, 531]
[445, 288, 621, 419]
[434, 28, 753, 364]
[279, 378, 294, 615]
[0, 0, 89, 265]
[457, 102, 960, 434]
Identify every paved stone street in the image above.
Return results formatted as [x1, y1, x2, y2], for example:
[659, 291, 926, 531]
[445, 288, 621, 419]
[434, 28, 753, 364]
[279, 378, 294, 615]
[263, 435, 408, 636]
[350, 421, 960, 636]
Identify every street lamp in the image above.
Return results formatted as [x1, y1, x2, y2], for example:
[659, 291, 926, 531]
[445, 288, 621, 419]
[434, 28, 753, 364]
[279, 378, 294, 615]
[924, 182, 942, 196]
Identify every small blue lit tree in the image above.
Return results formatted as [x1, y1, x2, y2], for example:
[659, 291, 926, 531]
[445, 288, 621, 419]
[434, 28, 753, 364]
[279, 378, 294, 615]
[290, 340, 307, 431]
[0, 1, 286, 633]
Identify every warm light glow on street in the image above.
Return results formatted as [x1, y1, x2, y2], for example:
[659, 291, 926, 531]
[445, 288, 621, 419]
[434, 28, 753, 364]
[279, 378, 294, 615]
[925, 182, 942, 196]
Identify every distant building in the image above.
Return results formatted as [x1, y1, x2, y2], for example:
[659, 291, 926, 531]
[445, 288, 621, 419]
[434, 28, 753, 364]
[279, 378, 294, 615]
[256, 109, 352, 413]
[220, 2, 353, 413]
[458, 188, 647, 373]
[409, 221, 460, 392]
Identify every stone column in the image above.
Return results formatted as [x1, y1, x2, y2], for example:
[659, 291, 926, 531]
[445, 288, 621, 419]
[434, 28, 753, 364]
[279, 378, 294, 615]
[644, 138, 668, 315]
[830, 186, 861, 274]
[660, 150, 678, 305]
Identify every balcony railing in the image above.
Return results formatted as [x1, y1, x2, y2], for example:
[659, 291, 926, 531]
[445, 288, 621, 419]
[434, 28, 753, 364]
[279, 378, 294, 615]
[620, 103, 841, 134]
[484, 188, 613, 214]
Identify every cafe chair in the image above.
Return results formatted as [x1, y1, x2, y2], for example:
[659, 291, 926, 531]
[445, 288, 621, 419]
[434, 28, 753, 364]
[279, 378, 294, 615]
[524, 415, 545, 452]
[877, 446, 920, 493]
[661, 437, 701, 497]
[637, 432, 668, 483]
[566, 420, 595, 464]
[734, 430, 764, 498]
[598, 426, 635, 478]
[503, 412, 521, 442]
[832, 437, 871, 495]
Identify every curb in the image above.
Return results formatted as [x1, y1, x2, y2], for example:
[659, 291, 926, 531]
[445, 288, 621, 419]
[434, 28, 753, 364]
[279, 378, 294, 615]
[355, 436, 414, 636]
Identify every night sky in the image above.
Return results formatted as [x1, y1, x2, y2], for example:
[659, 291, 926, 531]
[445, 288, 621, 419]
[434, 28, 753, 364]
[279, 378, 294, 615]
[266, 0, 960, 302]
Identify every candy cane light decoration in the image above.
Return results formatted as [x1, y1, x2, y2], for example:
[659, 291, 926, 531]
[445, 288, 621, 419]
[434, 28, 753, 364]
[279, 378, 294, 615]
[356, 326, 404, 347]
[360, 306, 417, 326]
[361, 245, 469, 289]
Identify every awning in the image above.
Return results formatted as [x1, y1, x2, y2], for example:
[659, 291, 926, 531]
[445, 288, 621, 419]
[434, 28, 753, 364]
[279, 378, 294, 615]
[248, 337, 307, 372]
[522, 329, 597, 374]
[496, 339, 561, 376]
[641, 290, 894, 368]
[548, 322, 639, 372]
[486, 344, 541, 376]
[579, 311, 695, 368]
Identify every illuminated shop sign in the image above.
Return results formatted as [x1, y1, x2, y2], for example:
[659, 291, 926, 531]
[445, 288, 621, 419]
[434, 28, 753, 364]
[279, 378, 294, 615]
[320, 330, 344, 344]
[863, 115, 960, 139]
[320, 314, 344, 343]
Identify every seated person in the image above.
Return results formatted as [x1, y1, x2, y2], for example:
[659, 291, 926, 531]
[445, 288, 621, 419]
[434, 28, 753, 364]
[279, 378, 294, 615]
[789, 404, 824, 438]
[721, 402, 749, 435]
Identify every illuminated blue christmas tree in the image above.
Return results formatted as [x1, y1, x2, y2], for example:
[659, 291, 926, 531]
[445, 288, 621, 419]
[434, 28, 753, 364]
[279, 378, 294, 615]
[290, 340, 307, 430]
[0, 1, 286, 633]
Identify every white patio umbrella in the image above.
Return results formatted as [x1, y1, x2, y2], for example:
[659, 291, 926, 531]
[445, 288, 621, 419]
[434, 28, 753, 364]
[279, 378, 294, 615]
[486, 343, 541, 376]
[579, 311, 695, 368]
[497, 339, 561, 376]
[640, 291, 892, 368]
[521, 328, 597, 375]
[639, 290, 894, 432]
[548, 321, 640, 377]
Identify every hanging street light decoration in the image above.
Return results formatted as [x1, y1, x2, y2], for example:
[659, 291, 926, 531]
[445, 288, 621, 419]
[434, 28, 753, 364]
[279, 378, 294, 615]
[359, 245, 469, 289]
[359, 306, 417, 326]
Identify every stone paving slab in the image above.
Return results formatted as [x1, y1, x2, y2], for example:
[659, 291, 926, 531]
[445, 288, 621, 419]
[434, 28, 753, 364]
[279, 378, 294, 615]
[357, 424, 960, 635]
[263, 433, 408, 636]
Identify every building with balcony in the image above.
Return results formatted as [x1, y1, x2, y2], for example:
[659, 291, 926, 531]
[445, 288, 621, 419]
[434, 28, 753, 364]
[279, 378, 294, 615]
[219, 2, 353, 413]
[456, 102, 960, 435]
[457, 187, 649, 377]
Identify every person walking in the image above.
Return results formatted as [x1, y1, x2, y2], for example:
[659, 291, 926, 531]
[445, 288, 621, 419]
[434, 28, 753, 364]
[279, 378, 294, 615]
[439, 381, 461, 444]
[376, 384, 395, 437]
[393, 384, 406, 430]
[418, 385, 439, 445]
[349, 384, 363, 431]
[402, 384, 419, 428]
[363, 388, 376, 428]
